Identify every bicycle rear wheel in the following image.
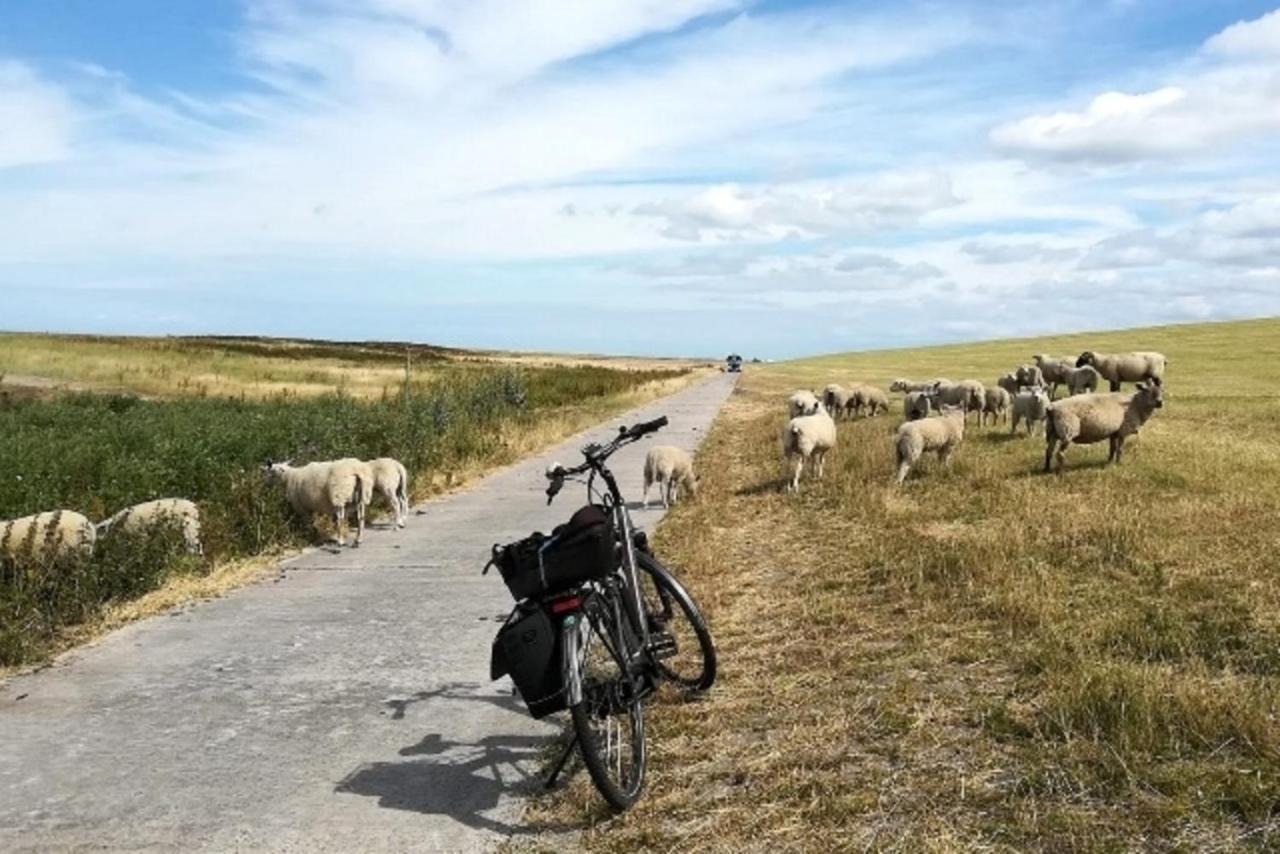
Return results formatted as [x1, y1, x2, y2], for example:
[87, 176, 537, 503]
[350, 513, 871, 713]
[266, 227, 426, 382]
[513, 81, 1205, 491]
[567, 594, 647, 811]
[637, 551, 717, 694]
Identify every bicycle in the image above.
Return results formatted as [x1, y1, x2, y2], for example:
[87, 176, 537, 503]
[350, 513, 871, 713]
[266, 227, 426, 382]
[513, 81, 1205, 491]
[484, 416, 716, 811]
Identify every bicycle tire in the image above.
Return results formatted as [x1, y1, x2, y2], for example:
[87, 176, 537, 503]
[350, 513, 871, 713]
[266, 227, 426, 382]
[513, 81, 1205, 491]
[637, 551, 717, 693]
[567, 597, 647, 811]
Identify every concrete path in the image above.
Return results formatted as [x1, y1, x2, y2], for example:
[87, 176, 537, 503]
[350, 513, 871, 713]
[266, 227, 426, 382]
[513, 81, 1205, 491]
[0, 373, 736, 853]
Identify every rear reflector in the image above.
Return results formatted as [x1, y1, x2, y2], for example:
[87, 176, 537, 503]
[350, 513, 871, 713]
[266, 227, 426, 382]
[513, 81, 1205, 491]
[550, 596, 582, 614]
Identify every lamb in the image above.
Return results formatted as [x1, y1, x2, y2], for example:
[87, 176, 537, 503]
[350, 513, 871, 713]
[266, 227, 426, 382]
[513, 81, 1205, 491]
[852, 384, 889, 417]
[1032, 355, 1075, 399]
[894, 406, 966, 484]
[781, 409, 837, 493]
[982, 386, 1012, 426]
[997, 372, 1020, 396]
[643, 446, 698, 508]
[823, 385, 852, 419]
[1063, 364, 1102, 396]
[788, 390, 822, 418]
[1076, 350, 1167, 392]
[1044, 378, 1165, 473]
[96, 498, 202, 555]
[904, 390, 933, 421]
[1, 510, 96, 562]
[1010, 387, 1051, 436]
[1015, 364, 1046, 390]
[365, 457, 410, 528]
[262, 458, 372, 547]
[930, 380, 984, 423]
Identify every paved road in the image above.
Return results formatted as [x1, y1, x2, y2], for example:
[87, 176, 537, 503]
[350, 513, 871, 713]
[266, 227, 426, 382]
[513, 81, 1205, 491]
[0, 373, 735, 852]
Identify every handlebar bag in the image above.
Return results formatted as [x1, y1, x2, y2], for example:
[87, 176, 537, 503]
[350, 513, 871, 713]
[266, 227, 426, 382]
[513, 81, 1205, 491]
[490, 602, 566, 719]
[491, 504, 618, 601]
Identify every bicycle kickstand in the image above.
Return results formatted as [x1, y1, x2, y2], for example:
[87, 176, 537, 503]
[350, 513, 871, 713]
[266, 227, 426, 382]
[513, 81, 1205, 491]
[544, 733, 578, 789]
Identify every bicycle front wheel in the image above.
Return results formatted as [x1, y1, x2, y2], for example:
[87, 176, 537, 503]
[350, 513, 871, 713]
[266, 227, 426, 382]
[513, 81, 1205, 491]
[567, 595, 647, 811]
[637, 551, 717, 694]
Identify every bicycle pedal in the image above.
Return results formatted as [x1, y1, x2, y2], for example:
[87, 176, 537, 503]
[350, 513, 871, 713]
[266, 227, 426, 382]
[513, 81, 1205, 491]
[648, 632, 678, 660]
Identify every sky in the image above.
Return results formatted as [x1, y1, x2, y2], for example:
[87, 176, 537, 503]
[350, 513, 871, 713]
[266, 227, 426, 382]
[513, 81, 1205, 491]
[1, 1, 1279, 358]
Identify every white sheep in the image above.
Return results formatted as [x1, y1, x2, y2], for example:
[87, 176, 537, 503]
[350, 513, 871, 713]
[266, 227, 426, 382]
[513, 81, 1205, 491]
[1016, 364, 1046, 390]
[1010, 387, 1051, 436]
[852, 384, 889, 417]
[894, 406, 966, 484]
[366, 457, 410, 528]
[263, 458, 372, 547]
[788, 390, 822, 418]
[1075, 350, 1168, 392]
[890, 378, 949, 394]
[1044, 378, 1165, 472]
[1, 510, 96, 562]
[997, 372, 1020, 396]
[903, 390, 933, 421]
[1032, 355, 1075, 399]
[1063, 364, 1102, 396]
[823, 385, 852, 419]
[982, 386, 1012, 426]
[781, 409, 836, 493]
[642, 446, 698, 508]
[96, 498, 202, 555]
[929, 380, 984, 423]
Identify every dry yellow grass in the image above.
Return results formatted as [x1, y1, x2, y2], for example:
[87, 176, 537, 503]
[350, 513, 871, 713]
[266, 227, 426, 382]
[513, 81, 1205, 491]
[522, 317, 1280, 851]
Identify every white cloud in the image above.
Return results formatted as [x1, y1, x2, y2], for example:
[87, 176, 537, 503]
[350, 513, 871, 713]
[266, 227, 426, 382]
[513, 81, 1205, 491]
[0, 62, 75, 169]
[1204, 9, 1280, 58]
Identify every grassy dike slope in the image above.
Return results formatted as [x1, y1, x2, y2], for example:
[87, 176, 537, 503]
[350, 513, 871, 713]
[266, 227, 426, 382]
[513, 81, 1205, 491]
[535, 317, 1280, 851]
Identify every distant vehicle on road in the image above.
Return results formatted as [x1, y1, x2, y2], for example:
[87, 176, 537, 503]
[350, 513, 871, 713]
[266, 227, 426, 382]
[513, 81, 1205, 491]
[725, 354, 743, 373]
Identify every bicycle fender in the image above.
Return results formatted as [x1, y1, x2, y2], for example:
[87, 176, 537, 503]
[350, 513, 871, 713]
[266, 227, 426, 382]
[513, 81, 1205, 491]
[561, 614, 587, 707]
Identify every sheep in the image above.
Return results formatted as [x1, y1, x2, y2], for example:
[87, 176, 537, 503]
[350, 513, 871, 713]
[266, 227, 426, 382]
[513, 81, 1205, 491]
[788, 390, 822, 418]
[1076, 350, 1168, 392]
[781, 409, 836, 493]
[1063, 364, 1102, 396]
[823, 385, 852, 419]
[96, 498, 202, 555]
[997, 372, 1020, 396]
[1, 510, 96, 562]
[1010, 387, 1051, 436]
[1044, 378, 1165, 473]
[852, 384, 889, 417]
[894, 405, 966, 484]
[904, 390, 933, 421]
[1015, 364, 1046, 390]
[366, 457, 410, 528]
[262, 458, 372, 547]
[982, 386, 1012, 426]
[1032, 355, 1075, 399]
[930, 380, 984, 423]
[643, 446, 698, 508]
[890, 378, 950, 394]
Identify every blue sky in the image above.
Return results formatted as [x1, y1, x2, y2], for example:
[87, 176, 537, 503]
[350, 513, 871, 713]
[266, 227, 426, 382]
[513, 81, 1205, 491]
[2, 1, 1279, 358]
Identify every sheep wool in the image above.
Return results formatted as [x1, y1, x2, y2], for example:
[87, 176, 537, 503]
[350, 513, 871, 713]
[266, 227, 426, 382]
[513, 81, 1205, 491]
[1, 510, 96, 562]
[643, 446, 698, 509]
[788, 390, 822, 418]
[894, 406, 966, 484]
[263, 459, 372, 547]
[1076, 350, 1167, 392]
[1044, 379, 1165, 472]
[982, 386, 1012, 426]
[1011, 387, 1051, 436]
[366, 457, 411, 528]
[904, 390, 933, 421]
[781, 409, 837, 493]
[97, 498, 202, 555]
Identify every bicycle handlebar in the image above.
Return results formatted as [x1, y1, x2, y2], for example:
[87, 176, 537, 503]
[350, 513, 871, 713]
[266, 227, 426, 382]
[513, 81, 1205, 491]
[543, 415, 668, 503]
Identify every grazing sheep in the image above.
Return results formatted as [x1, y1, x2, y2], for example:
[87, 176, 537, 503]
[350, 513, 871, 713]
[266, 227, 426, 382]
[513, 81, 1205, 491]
[96, 498, 202, 555]
[997, 372, 1020, 396]
[1032, 355, 1075, 399]
[788, 389, 822, 418]
[1063, 364, 1102, 396]
[1011, 387, 1051, 436]
[904, 390, 933, 421]
[930, 380, 984, 423]
[263, 458, 371, 547]
[982, 386, 1012, 426]
[781, 409, 837, 493]
[1076, 350, 1168, 392]
[1, 510, 96, 562]
[891, 378, 950, 394]
[643, 446, 698, 508]
[823, 385, 852, 419]
[1015, 364, 1046, 390]
[894, 406, 966, 484]
[853, 384, 890, 417]
[366, 457, 410, 528]
[1044, 379, 1165, 473]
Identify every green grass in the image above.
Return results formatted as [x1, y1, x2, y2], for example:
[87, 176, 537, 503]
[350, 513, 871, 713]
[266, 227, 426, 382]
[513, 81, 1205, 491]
[1, 346, 692, 667]
[527, 317, 1280, 852]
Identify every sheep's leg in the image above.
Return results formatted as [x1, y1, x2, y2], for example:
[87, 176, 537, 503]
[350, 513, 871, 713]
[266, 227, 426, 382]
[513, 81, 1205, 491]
[354, 496, 365, 546]
[1043, 438, 1057, 473]
[895, 459, 911, 484]
[1054, 439, 1071, 473]
[1010, 414, 1018, 436]
[642, 479, 650, 508]
[334, 509, 346, 546]
[789, 456, 803, 492]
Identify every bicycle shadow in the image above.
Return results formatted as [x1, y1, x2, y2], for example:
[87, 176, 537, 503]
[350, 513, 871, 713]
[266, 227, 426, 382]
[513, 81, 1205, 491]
[334, 683, 574, 836]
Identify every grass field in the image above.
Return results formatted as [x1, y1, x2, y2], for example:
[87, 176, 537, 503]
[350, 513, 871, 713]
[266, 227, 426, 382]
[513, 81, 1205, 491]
[0, 333, 701, 668]
[530, 317, 1280, 851]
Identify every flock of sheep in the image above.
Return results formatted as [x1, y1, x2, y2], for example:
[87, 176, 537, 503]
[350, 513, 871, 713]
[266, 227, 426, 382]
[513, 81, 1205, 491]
[781, 349, 1169, 489]
[0, 456, 412, 565]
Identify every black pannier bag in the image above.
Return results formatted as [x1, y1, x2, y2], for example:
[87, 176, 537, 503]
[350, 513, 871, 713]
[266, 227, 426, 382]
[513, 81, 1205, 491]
[490, 602, 566, 718]
[488, 504, 617, 601]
